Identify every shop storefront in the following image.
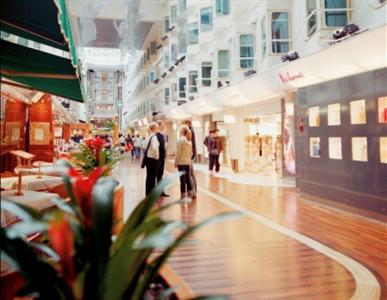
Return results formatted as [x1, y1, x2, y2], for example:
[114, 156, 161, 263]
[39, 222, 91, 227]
[210, 95, 295, 177]
[295, 68, 387, 214]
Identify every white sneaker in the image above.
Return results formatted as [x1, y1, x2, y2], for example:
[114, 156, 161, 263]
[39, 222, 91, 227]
[181, 196, 192, 204]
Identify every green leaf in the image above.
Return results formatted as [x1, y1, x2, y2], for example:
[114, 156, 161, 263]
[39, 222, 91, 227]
[132, 211, 242, 299]
[111, 172, 181, 255]
[30, 242, 60, 262]
[102, 217, 166, 300]
[134, 221, 187, 249]
[6, 221, 47, 239]
[1, 199, 41, 221]
[0, 228, 75, 300]
[84, 177, 116, 300]
[51, 197, 77, 216]
[155, 286, 178, 300]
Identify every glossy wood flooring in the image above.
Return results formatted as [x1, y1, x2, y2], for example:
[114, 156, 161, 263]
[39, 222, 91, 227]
[114, 160, 386, 300]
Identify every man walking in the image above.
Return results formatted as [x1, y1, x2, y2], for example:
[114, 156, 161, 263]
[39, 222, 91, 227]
[156, 120, 169, 197]
[142, 122, 160, 196]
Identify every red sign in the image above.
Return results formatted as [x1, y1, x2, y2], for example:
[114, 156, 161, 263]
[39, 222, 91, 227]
[279, 72, 305, 84]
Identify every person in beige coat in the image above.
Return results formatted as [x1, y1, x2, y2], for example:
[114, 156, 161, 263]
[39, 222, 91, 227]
[175, 125, 193, 200]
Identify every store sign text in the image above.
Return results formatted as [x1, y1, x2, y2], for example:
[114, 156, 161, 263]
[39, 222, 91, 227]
[279, 72, 305, 84]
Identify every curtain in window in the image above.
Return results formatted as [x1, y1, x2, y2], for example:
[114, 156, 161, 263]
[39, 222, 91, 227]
[178, 31, 187, 54]
[187, 22, 199, 45]
[240, 34, 254, 69]
[202, 62, 212, 87]
[216, 0, 230, 15]
[164, 51, 170, 68]
[307, 0, 317, 36]
[218, 50, 230, 77]
[171, 6, 177, 24]
[164, 88, 170, 105]
[261, 17, 267, 58]
[188, 71, 198, 93]
[325, 0, 347, 27]
[171, 43, 178, 61]
[271, 12, 289, 54]
[200, 7, 213, 32]
[164, 17, 170, 33]
[179, 77, 186, 98]
[179, 0, 186, 12]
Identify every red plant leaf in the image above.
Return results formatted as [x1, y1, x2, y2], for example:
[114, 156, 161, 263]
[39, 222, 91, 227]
[48, 214, 75, 286]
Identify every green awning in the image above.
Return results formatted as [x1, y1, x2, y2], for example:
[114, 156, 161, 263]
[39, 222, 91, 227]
[0, 0, 68, 51]
[1, 40, 83, 102]
[0, 0, 83, 102]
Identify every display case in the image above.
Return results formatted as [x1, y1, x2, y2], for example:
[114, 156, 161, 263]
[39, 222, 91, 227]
[328, 137, 342, 160]
[327, 103, 341, 126]
[309, 137, 321, 158]
[352, 137, 367, 161]
[308, 106, 320, 127]
[378, 96, 387, 123]
[380, 137, 387, 164]
[350, 99, 366, 124]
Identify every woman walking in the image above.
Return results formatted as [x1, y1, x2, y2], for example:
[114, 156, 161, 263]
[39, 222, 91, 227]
[175, 125, 193, 201]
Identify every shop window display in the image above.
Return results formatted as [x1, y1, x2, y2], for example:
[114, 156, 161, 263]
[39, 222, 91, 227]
[309, 137, 321, 158]
[350, 99, 366, 124]
[327, 103, 341, 126]
[328, 137, 342, 159]
[378, 96, 387, 123]
[352, 137, 367, 162]
[243, 117, 282, 174]
[380, 137, 387, 164]
[308, 106, 320, 127]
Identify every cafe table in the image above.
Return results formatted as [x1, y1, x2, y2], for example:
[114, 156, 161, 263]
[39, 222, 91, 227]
[1, 175, 63, 191]
[14, 165, 61, 176]
[1, 190, 59, 226]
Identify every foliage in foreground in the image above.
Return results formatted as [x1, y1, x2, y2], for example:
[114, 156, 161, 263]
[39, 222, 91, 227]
[1, 163, 239, 300]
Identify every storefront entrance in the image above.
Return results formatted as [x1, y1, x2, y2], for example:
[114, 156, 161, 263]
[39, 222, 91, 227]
[243, 114, 282, 176]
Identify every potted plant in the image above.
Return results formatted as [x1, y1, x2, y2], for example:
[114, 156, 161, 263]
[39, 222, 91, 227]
[69, 137, 123, 234]
[1, 164, 238, 300]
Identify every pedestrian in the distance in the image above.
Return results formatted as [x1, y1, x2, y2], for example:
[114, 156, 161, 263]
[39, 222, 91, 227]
[142, 122, 160, 196]
[204, 130, 213, 171]
[156, 120, 169, 197]
[175, 125, 193, 201]
[208, 129, 222, 173]
[134, 135, 142, 159]
[183, 119, 197, 199]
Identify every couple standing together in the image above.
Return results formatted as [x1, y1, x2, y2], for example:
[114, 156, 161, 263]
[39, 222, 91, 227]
[143, 120, 197, 201]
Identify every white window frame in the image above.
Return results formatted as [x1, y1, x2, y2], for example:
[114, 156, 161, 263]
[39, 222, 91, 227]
[304, 1, 352, 40]
[170, 5, 177, 24]
[216, 0, 230, 16]
[218, 50, 230, 78]
[187, 22, 199, 45]
[200, 7, 213, 32]
[260, 16, 267, 60]
[201, 62, 212, 87]
[239, 34, 255, 69]
[188, 71, 198, 93]
[269, 10, 291, 56]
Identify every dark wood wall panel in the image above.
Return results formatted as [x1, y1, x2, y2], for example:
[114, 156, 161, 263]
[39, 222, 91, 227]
[28, 94, 54, 162]
[1, 100, 27, 172]
[295, 68, 387, 214]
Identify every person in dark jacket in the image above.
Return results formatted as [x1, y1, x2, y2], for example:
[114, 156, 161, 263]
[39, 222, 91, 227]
[183, 119, 197, 198]
[208, 129, 222, 173]
[156, 120, 169, 197]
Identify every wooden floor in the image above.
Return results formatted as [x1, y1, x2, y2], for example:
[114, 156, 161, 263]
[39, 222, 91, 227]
[114, 160, 386, 300]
